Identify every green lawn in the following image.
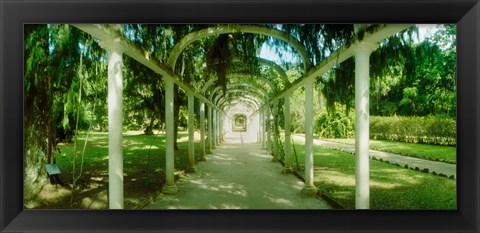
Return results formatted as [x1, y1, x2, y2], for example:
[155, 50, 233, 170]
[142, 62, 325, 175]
[290, 138, 456, 209]
[326, 138, 456, 164]
[56, 131, 196, 176]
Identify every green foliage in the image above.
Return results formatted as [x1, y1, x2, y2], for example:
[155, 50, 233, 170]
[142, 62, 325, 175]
[370, 25, 456, 117]
[370, 116, 456, 145]
[322, 58, 355, 114]
[315, 111, 354, 138]
[378, 101, 397, 116]
[279, 24, 354, 66]
[287, 85, 323, 134]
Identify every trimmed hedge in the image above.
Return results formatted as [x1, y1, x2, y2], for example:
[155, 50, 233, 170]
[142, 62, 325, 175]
[370, 116, 456, 146]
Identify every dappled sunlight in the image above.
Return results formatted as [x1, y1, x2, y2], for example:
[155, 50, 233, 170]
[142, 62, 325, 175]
[29, 184, 72, 207]
[213, 153, 239, 161]
[188, 177, 248, 198]
[124, 130, 149, 136]
[328, 190, 352, 201]
[315, 169, 356, 187]
[369, 167, 427, 189]
[90, 176, 105, 182]
[176, 135, 189, 142]
[216, 144, 240, 149]
[262, 192, 295, 207]
[126, 145, 163, 151]
[80, 190, 107, 209]
[123, 139, 148, 146]
[214, 203, 245, 209]
[314, 164, 425, 190]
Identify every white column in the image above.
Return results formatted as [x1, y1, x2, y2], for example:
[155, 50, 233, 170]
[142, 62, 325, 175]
[162, 79, 178, 194]
[262, 109, 267, 149]
[301, 77, 317, 196]
[257, 111, 262, 143]
[282, 95, 293, 173]
[216, 111, 220, 143]
[272, 102, 280, 161]
[107, 47, 124, 209]
[207, 106, 213, 153]
[215, 110, 220, 145]
[266, 106, 271, 154]
[186, 93, 196, 173]
[219, 113, 224, 142]
[212, 109, 217, 148]
[354, 42, 376, 209]
[199, 102, 206, 161]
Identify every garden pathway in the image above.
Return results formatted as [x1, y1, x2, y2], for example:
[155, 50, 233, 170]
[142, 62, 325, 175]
[145, 132, 332, 209]
[292, 135, 456, 178]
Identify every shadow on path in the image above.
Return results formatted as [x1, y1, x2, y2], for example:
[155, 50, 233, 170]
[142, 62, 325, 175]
[145, 132, 332, 209]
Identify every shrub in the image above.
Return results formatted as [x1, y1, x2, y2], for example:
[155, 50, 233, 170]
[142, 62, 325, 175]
[315, 111, 355, 138]
[370, 115, 456, 146]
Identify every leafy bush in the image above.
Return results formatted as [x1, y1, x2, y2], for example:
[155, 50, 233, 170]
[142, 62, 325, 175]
[315, 112, 355, 138]
[379, 101, 398, 116]
[370, 115, 456, 145]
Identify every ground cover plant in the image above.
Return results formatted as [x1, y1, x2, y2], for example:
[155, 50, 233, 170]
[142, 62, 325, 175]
[290, 138, 456, 209]
[25, 131, 199, 209]
[326, 138, 456, 163]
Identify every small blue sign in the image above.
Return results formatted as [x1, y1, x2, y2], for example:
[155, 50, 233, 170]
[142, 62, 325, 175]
[45, 164, 61, 175]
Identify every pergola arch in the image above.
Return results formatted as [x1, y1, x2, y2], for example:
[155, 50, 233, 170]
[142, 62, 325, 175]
[224, 104, 258, 117]
[217, 89, 263, 118]
[231, 57, 290, 85]
[209, 83, 269, 105]
[231, 113, 248, 132]
[219, 95, 261, 112]
[215, 89, 267, 109]
[215, 79, 272, 100]
[202, 73, 276, 96]
[72, 23, 413, 210]
[202, 77, 217, 95]
[211, 83, 269, 106]
[166, 24, 312, 72]
[200, 54, 290, 98]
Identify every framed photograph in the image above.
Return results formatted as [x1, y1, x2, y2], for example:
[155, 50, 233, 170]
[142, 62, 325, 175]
[1, 0, 479, 232]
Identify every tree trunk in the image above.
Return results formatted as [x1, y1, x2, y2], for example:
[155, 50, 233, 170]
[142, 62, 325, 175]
[24, 73, 55, 204]
[144, 113, 155, 135]
[24, 127, 50, 203]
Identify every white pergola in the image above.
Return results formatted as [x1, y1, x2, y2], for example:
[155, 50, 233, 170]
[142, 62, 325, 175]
[73, 24, 411, 209]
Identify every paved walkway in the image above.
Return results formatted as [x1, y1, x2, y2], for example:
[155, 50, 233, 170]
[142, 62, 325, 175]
[145, 132, 332, 209]
[292, 135, 456, 178]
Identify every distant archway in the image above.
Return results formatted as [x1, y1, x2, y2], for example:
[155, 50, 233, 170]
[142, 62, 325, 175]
[232, 114, 247, 132]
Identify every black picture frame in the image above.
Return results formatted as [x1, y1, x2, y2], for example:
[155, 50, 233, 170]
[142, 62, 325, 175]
[1, 0, 479, 232]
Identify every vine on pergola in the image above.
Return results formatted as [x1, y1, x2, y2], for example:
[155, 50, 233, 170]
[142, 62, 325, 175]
[206, 34, 232, 96]
[205, 32, 265, 96]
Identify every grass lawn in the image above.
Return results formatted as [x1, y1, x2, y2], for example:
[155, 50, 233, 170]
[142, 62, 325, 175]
[290, 138, 456, 209]
[326, 138, 456, 164]
[37, 130, 202, 209]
